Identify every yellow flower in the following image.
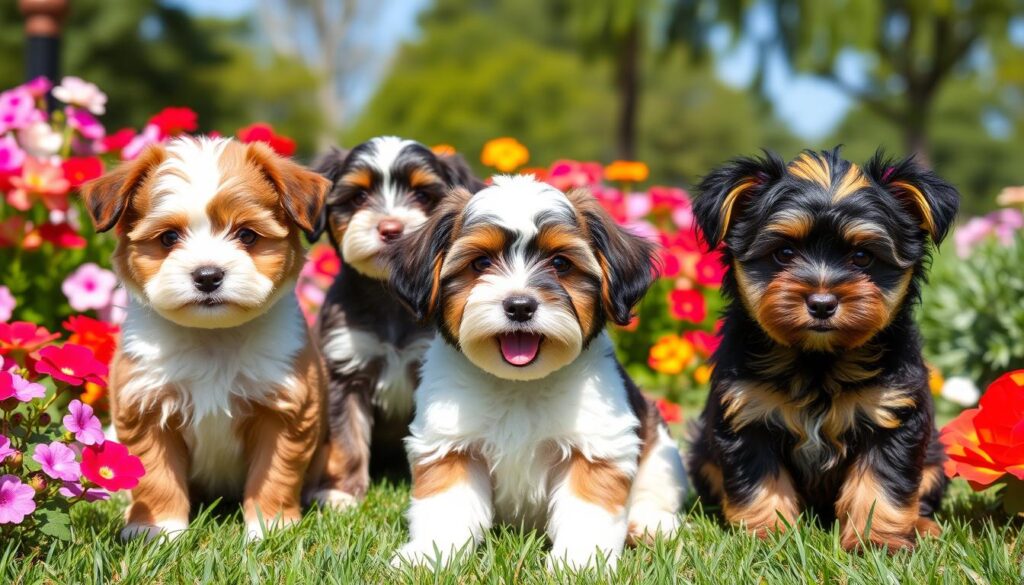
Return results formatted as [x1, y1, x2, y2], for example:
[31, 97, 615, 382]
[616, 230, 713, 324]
[694, 364, 713, 385]
[927, 364, 944, 396]
[648, 334, 695, 375]
[81, 381, 106, 405]
[604, 160, 649, 183]
[481, 137, 529, 172]
[432, 144, 456, 156]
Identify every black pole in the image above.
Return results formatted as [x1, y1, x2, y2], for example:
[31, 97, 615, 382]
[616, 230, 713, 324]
[19, 0, 67, 109]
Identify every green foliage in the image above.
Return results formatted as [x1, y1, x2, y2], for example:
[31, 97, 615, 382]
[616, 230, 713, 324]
[919, 233, 1024, 388]
[349, 0, 788, 183]
[0, 1, 324, 157]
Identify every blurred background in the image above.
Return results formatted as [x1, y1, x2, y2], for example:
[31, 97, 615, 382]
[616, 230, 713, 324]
[4, 0, 1024, 216]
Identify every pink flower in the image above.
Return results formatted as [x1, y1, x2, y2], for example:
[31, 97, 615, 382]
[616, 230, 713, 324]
[20, 77, 53, 99]
[0, 475, 36, 524]
[7, 157, 70, 211]
[65, 107, 105, 141]
[0, 134, 25, 173]
[32, 442, 81, 482]
[62, 263, 117, 311]
[52, 77, 107, 115]
[0, 369, 46, 402]
[624, 193, 652, 220]
[0, 285, 14, 322]
[122, 123, 161, 160]
[17, 120, 63, 157]
[547, 159, 604, 190]
[34, 343, 108, 386]
[64, 399, 105, 445]
[97, 286, 128, 325]
[58, 481, 110, 502]
[0, 87, 37, 133]
[81, 442, 145, 491]
[0, 436, 14, 463]
[669, 288, 708, 323]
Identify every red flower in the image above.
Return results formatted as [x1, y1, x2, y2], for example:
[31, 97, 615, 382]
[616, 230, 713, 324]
[941, 370, 1024, 488]
[546, 159, 603, 191]
[309, 244, 340, 280]
[684, 330, 721, 359]
[64, 316, 119, 365]
[148, 107, 198, 138]
[34, 343, 107, 386]
[0, 322, 60, 358]
[26, 222, 87, 250]
[101, 128, 136, 153]
[668, 288, 707, 323]
[237, 123, 296, 157]
[648, 186, 690, 212]
[81, 441, 144, 491]
[654, 398, 683, 424]
[61, 157, 104, 188]
[694, 252, 726, 287]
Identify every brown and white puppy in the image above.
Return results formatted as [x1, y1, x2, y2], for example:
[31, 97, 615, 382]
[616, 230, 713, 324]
[305, 137, 483, 509]
[81, 136, 331, 541]
[387, 176, 687, 570]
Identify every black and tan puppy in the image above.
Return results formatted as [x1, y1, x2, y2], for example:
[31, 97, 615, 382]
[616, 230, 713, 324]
[305, 136, 483, 508]
[688, 148, 957, 551]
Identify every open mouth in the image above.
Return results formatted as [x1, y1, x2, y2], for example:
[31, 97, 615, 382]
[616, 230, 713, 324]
[498, 332, 542, 367]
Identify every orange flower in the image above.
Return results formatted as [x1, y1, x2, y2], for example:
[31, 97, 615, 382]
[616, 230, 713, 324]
[648, 334, 695, 375]
[940, 370, 1024, 488]
[604, 160, 649, 184]
[927, 364, 944, 396]
[431, 144, 456, 156]
[480, 138, 529, 172]
[693, 364, 713, 385]
[80, 381, 106, 405]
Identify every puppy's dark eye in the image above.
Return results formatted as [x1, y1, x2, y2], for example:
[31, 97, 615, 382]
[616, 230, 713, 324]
[413, 190, 432, 205]
[471, 256, 492, 273]
[237, 228, 258, 246]
[351, 191, 369, 206]
[773, 247, 796, 265]
[851, 249, 873, 268]
[551, 255, 571, 274]
[159, 231, 180, 248]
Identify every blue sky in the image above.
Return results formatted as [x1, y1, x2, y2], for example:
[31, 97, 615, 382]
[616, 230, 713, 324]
[168, 0, 851, 139]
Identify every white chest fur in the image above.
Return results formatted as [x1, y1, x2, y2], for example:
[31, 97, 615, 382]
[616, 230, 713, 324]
[322, 327, 432, 419]
[407, 334, 641, 525]
[117, 291, 306, 494]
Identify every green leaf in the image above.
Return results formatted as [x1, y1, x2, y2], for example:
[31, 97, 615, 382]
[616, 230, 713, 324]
[35, 508, 73, 541]
[1000, 477, 1024, 517]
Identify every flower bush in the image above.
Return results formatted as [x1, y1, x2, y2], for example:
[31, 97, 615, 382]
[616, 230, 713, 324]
[0, 323, 144, 548]
[941, 370, 1024, 515]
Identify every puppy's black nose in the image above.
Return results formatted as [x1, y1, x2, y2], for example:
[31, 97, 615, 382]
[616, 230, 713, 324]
[503, 296, 538, 322]
[806, 293, 838, 319]
[192, 266, 224, 293]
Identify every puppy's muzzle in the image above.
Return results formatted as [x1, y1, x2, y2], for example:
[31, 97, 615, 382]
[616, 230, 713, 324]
[503, 295, 538, 323]
[806, 292, 838, 320]
[192, 266, 225, 294]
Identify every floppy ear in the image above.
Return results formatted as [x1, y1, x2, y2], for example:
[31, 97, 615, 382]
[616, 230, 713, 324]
[864, 151, 959, 244]
[568, 188, 657, 326]
[692, 152, 785, 249]
[80, 144, 167, 233]
[246, 141, 331, 240]
[386, 188, 470, 322]
[437, 152, 486, 192]
[305, 147, 349, 243]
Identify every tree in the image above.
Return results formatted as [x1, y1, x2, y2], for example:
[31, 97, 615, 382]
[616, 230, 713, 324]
[672, 0, 1023, 163]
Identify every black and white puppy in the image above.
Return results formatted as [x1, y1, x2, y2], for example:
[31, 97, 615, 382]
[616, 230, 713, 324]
[306, 136, 483, 508]
[388, 176, 687, 569]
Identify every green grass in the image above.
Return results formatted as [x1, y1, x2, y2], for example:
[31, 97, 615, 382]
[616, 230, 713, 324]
[4, 479, 1023, 584]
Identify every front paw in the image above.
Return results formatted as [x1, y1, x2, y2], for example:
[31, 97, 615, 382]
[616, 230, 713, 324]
[121, 519, 188, 542]
[244, 514, 300, 543]
[309, 488, 359, 511]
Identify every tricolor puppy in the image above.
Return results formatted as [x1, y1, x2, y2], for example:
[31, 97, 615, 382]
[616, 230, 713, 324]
[388, 176, 687, 569]
[688, 148, 957, 551]
[306, 137, 483, 508]
[81, 136, 331, 541]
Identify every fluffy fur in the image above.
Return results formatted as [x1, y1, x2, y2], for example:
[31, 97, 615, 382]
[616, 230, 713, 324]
[81, 137, 331, 541]
[387, 176, 687, 570]
[306, 137, 484, 508]
[688, 148, 957, 551]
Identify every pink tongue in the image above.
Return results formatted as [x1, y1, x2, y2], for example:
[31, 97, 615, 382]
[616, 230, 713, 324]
[499, 332, 542, 366]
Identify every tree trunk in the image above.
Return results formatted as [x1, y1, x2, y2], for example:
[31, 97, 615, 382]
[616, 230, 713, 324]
[904, 88, 933, 167]
[614, 22, 641, 160]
